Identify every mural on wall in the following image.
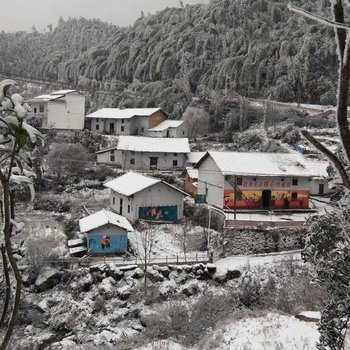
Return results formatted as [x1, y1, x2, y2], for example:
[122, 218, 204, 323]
[88, 233, 127, 254]
[224, 189, 309, 209]
[139, 205, 178, 221]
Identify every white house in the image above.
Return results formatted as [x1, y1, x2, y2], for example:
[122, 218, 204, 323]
[79, 209, 133, 255]
[26, 89, 85, 130]
[96, 135, 191, 170]
[147, 120, 188, 138]
[104, 172, 187, 223]
[86, 108, 167, 135]
[195, 151, 329, 210]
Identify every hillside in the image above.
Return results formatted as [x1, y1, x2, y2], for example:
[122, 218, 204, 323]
[0, 0, 337, 118]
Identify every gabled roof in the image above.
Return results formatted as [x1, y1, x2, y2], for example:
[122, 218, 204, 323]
[104, 171, 188, 197]
[26, 94, 64, 103]
[195, 151, 329, 178]
[185, 167, 199, 179]
[104, 172, 161, 196]
[96, 147, 117, 155]
[50, 89, 78, 95]
[26, 89, 81, 103]
[85, 108, 163, 120]
[117, 135, 190, 153]
[148, 120, 184, 131]
[79, 209, 133, 233]
[187, 152, 206, 164]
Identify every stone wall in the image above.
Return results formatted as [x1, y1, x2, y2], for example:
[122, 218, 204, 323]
[223, 227, 306, 255]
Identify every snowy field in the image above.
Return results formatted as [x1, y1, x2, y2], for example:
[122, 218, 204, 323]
[135, 312, 344, 350]
[214, 250, 302, 273]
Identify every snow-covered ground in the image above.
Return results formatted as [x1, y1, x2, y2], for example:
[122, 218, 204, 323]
[214, 250, 301, 273]
[135, 312, 340, 350]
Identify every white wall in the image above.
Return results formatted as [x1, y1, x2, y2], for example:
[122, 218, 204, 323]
[97, 150, 187, 170]
[147, 125, 188, 138]
[46, 92, 85, 130]
[131, 116, 149, 135]
[109, 182, 184, 223]
[120, 151, 186, 170]
[197, 156, 225, 207]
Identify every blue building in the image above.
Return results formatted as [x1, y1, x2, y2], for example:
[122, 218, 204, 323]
[79, 209, 134, 255]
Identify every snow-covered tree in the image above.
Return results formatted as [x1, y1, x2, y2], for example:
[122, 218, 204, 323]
[182, 107, 209, 139]
[289, 1, 350, 348]
[0, 80, 42, 350]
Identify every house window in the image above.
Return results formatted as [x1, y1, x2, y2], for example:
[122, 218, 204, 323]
[131, 151, 135, 155]
[96, 124, 99, 131]
[173, 160, 178, 166]
[291, 192, 298, 201]
[292, 177, 298, 186]
[173, 153, 178, 156]
[182, 131, 185, 135]
[33, 107, 37, 113]
[122, 119, 125, 123]
[130, 158, 135, 165]
[111, 150, 114, 154]
[128, 205, 130, 213]
[141, 127, 144, 131]
[121, 126, 125, 132]
[236, 191, 242, 201]
[96, 118, 99, 122]
[39, 104, 44, 113]
[112, 197, 115, 205]
[237, 177, 243, 186]
[110, 154, 115, 162]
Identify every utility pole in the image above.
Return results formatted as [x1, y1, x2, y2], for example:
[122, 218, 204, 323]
[207, 205, 211, 253]
[234, 175, 237, 221]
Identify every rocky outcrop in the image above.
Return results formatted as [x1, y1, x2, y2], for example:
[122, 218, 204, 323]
[35, 267, 63, 292]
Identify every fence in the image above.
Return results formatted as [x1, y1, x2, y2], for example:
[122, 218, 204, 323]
[55, 252, 209, 269]
[225, 219, 305, 228]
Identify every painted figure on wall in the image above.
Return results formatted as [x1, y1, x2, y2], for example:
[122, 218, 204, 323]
[139, 205, 178, 221]
[101, 235, 111, 250]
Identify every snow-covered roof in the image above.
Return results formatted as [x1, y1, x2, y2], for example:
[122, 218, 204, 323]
[304, 160, 329, 178]
[50, 89, 77, 95]
[79, 209, 134, 233]
[148, 120, 184, 131]
[85, 108, 163, 120]
[27, 94, 64, 102]
[186, 167, 199, 179]
[117, 136, 190, 153]
[95, 147, 117, 154]
[104, 172, 161, 196]
[104, 171, 188, 197]
[196, 151, 329, 178]
[27, 89, 79, 103]
[187, 152, 206, 164]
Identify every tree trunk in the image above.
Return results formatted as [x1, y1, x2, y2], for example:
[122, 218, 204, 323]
[0, 180, 22, 350]
[0, 245, 10, 329]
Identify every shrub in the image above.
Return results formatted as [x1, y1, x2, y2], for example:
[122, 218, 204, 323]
[24, 236, 60, 280]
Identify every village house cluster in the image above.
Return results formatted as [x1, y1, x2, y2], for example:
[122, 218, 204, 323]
[26, 91, 331, 256]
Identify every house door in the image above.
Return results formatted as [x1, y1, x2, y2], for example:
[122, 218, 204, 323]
[262, 190, 271, 209]
[109, 123, 115, 134]
[319, 184, 324, 195]
[150, 157, 158, 169]
[166, 130, 170, 137]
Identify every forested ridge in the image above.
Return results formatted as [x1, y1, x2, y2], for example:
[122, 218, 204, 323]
[0, 0, 337, 117]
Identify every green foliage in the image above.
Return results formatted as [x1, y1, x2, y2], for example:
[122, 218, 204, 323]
[239, 270, 262, 307]
[46, 143, 88, 178]
[303, 210, 350, 350]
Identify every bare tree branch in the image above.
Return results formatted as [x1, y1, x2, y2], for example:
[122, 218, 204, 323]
[288, 4, 350, 30]
[301, 130, 350, 189]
